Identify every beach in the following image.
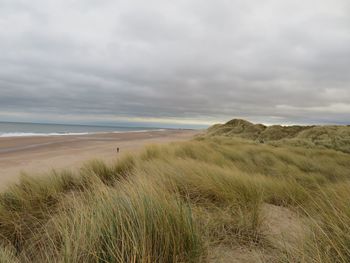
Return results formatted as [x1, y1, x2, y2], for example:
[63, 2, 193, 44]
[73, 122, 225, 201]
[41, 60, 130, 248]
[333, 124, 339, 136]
[0, 129, 199, 188]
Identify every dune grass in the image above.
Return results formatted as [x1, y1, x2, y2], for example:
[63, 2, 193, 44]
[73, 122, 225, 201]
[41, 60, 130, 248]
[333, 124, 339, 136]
[0, 135, 349, 262]
[208, 118, 350, 153]
[22, 179, 202, 263]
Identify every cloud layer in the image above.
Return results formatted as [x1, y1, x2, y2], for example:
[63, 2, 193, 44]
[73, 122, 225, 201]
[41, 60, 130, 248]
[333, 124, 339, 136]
[1, 0, 349, 126]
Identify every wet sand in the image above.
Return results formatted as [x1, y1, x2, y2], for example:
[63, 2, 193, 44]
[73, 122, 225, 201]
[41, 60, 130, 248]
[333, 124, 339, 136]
[0, 129, 199, 188]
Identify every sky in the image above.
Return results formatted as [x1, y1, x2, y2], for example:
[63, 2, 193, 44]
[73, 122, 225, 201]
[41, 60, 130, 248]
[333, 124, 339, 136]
[0, 0, 349, 128]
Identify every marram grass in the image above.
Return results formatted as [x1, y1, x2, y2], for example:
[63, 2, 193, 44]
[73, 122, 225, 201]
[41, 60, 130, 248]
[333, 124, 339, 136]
[0, 136, 349, 262]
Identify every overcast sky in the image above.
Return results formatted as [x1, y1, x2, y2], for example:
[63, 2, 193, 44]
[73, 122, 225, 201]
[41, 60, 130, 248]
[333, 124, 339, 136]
[0, 0, 349, 127]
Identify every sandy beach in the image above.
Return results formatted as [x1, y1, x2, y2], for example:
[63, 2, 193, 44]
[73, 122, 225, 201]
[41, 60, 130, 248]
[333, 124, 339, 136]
[0, 129, 199, 188]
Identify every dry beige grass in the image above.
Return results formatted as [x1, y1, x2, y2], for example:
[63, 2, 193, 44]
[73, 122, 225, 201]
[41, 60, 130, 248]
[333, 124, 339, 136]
[0, 127, 349, 262]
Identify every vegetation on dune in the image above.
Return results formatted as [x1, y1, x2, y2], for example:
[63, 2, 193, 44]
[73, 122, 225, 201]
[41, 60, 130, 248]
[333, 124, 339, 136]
[207, 118, 350, 153]
[0, 119, 350, 262]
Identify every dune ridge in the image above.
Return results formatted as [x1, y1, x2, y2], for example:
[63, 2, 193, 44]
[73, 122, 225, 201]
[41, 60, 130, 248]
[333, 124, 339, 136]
[207, 118, 350, 153]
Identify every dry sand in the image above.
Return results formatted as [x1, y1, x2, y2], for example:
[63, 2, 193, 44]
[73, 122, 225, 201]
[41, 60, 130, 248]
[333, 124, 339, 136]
[0, 129, 199, 188]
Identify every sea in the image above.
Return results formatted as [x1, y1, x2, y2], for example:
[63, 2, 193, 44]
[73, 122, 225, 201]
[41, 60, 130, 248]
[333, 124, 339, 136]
[0, 122, 163, 137]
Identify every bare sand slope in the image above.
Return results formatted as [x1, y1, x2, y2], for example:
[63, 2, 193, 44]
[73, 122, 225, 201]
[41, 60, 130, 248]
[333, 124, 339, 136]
[0, 130, 199, 188]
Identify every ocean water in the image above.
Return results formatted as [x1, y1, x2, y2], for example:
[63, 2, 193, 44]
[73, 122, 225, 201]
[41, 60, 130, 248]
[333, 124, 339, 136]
[0, 122, 162, 137]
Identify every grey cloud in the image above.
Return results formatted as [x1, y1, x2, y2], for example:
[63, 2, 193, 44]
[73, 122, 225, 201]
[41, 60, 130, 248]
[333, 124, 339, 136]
[0, 0, 349, 126]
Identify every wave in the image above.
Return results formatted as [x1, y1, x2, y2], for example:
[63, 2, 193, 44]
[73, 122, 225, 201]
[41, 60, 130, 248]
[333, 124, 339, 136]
[0, 129, 167, 138]
[0, 132, 90, 138]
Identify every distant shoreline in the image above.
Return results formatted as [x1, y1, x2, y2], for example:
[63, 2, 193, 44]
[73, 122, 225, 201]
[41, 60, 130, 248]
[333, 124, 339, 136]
[0, 129, 170, 138]
[0, 121, 192, 139]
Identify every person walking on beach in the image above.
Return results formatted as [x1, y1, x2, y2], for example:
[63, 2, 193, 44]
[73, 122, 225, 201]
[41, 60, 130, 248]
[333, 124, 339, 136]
[117, 147, 120, 153]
